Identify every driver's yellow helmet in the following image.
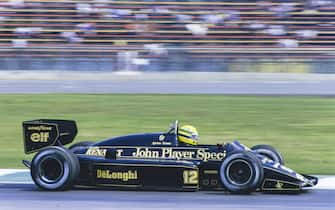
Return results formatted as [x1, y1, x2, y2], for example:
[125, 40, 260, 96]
[178, 125, 199, 145]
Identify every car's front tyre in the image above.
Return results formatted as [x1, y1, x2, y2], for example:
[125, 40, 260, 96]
[31, 146, 79, 191]
[251, 144, 284, 165]
[220, 151, 264, 194]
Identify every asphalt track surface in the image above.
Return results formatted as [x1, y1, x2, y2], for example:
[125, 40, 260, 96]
[0, 183, 334, 210]
[1, 80, 335, 95]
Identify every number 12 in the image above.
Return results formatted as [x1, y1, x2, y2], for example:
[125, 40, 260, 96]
[183, 170, 198, 184]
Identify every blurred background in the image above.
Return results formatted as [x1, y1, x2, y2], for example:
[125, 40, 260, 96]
[0, 0, 334, 72]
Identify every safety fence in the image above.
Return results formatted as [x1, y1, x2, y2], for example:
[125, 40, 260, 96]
[1, 46, 335, 73]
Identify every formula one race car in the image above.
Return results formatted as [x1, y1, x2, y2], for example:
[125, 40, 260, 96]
[22, 119, 318, 193]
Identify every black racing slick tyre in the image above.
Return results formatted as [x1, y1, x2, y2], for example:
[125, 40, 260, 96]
[251, 144, 284, 165]
[69, 141, 94, 152]
[31, 146, 80, 191]
[220, 151, 264, 194]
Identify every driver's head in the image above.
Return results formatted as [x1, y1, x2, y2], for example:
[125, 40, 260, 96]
[178, 125, 199, 145]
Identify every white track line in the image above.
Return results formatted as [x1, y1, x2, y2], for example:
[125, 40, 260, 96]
[315, 176, 335, 189]
[0, 169, 28, 176]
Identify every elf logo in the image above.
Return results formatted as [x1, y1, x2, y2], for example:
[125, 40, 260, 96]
[30, 132, 49, 142]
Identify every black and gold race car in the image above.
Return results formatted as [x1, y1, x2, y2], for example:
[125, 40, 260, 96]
[22, 119, 317, 193]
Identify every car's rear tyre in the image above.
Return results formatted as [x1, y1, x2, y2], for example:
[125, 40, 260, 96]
[31, 146, 80, 191]
[220, 151, 264, 194]
[69, 141, 94, 152]
[251, 144, 284, 165]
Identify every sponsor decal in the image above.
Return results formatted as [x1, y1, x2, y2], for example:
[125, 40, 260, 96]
[30, 132, 49, 142]
[159, 135, 165, 141]
[152, 141, 172, 146]
[23, 123, 59, 154]
[262, 179, 301, 191]
[96, 169, 138, 181]
[152, 135, 171, 145]
[275, 181, 284, 189]
[116, 147, 226, 162]
[28, 126, 53, 143]
[86, 147, 107, 157]
[27, 125, 53, 131]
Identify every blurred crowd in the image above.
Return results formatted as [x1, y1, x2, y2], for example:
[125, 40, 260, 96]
[0, 0, 334, 71]
[0, 0, 333, 72]
[0, 0, 334, 48]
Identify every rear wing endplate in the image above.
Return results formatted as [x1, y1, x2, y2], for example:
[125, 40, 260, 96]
[22, 119, 77, 154]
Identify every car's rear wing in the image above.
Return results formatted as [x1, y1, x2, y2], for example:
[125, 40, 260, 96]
[22, 119, 77, 154]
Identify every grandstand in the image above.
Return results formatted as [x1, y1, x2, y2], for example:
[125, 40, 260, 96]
[0, 0, 335, 72]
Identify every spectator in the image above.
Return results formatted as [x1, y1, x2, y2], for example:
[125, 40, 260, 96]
[93, 0, 109, 7]
[257, 1, 275, 11]
[201, 13, 224, 25]
[14, 27, 42, 38]
[144, 44, 167, 56]
[12, 39, 27, 48]
[0, 16, 6, 22]
[175, 14, 193, 23]
[185, 24, 208, 36]
[135, 13, 148, 21]
[269, 3, 295, 17]
[246, 21, 267, 30]
[263, 25, 287, 36]
[76, 23, 96, 35]
[295, 30, 318, 39]
[60, 32, 82, 43]
[307, 0, 333, 9]
[278, 39, 299, 48]
[117, 51, 139, 72]
[109, 9, 132, 19]
[7, 0, 25, 8]
[224, 10, 240, 22]
[76, 3, 94, 14]
[152, 6, 170, 14]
